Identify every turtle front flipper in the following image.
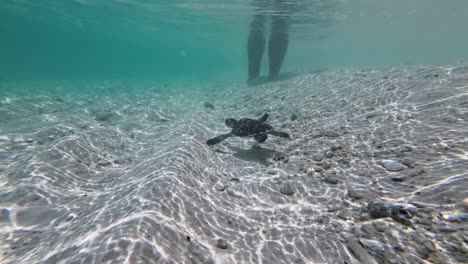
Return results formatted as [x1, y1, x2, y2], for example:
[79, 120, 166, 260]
[207, 133, 232, 145]
[268, 131, 290, 138]
[258, 113, 269, 123]
[254, 133, 268, 143]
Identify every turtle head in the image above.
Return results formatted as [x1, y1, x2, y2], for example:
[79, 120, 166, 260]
[225, 118, 238, 128]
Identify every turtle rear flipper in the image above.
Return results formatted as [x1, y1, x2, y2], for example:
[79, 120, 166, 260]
[207, 133, 232, 145]
[254, 133, 268, 143]
[268, 131, 290, 138]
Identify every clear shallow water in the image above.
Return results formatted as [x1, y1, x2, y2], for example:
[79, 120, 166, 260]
[1, 1, 468, 264]
[1, 0, 468, 84]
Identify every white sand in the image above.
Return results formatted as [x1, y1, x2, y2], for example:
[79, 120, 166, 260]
[0, 63, 467, 263]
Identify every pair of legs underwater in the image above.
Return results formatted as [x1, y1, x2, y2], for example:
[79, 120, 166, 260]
[248, 0, 291, 83]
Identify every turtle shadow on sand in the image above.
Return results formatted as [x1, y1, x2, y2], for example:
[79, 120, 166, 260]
[228, 146, 277, 166]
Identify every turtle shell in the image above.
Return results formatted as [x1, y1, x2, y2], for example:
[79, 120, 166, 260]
[231, 118, 273, 137]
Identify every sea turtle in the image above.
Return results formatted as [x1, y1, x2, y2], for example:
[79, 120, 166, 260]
[206, 113, 290, 145]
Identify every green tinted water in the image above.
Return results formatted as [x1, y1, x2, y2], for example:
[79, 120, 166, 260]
[1, 0, 467, 85]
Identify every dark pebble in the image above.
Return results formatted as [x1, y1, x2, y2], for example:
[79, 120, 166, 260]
[390, 175, 406, 182]
[312, 154, 324, 162]
[290, 114, 298, 121]
[325, 151, 334, 158]
[437, 226, 459, 233]
[347, 190, 365, 200]
[423, 241, 436, 253]
[324, 131, 340, 138]
[280, 183, 295, 195]
[324, 176, 338, 184]
[216, 239, 228, 249]
[330, 146, 342, 151]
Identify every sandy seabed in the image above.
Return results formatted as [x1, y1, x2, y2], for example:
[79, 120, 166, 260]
[0, 63, 467, 264]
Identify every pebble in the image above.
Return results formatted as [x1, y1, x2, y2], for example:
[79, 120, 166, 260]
[97, 159, 111, 166]
[330, 146, 342, 151]
[214, 183, 225, 192]
[325, 151, 334, 158]
[423, 241, 436, 253]
[216, 239, 228, 249]
[306, 168, 314, 176]
[314, 167, 323, 172]
[280, 183, 295, 195]
[347, 190, 366, 200]
[312, 154, 324, 162]
[324, 176, 338, 184]
[402, 159, 416, 168]
[443, 213, 468, 223]
[381, 160, 406, 172]
[390, 175, 406, 182]
[436, 225, 459, 233]
[347, 239, 378, 264]
[324, 131, 340, 138]
[400, 146, 412, 153]
[322, 163, 331, 170]
[359, 238, 385, 253]
[290, 114, 298, 121]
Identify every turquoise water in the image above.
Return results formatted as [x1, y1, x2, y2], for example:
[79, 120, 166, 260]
[1, 1, 468, 263]
[1, 0, 468, 85]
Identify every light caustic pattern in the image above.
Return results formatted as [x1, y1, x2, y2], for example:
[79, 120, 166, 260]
[1, 64, 467, 263]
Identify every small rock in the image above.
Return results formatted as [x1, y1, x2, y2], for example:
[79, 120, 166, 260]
[381, 160, 406, 172]
[325, 151, 334, 158]
[415, 247, 430, 259]
[314, 167, 323, 173]
[423, 241, 436, 253]
[347, 239, 378, 264]
[330, 146, 342, 151]
[322, 163, 331, 170]
[401, 159, 416, 168]
[216, 239, 228, 249]
[312, 154, 324, 162]
[324, 176, 338, 184]
[97, 159, 111, 166]
[280, 183, 295, 195]
[390, 175, 406, 182]
[359, 239, 385, 253]
[436, 225, 459, 233]
[214, 183, 225, 192]
[306, 168, 314, 176]
[443, 213, 468, 223]
[324, 131, 340, 138]
[204, 102, 214, 109]
[400, 146, 412, 153]
[290, 114, 298, 121]
[230, 178, 240, 182]
[337, 159, 350, 166]
[267, 170, 277, 175]
[347, 190, 366, 200]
